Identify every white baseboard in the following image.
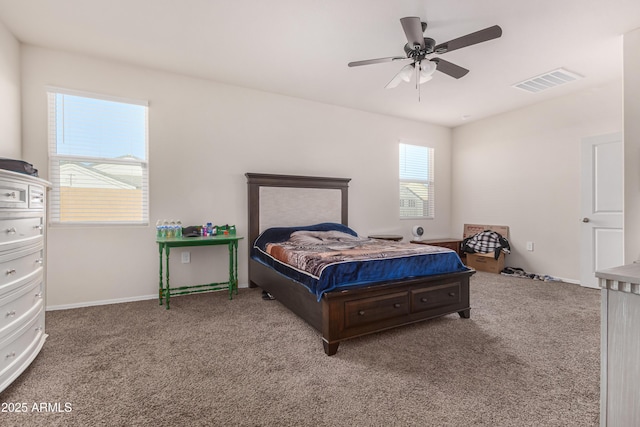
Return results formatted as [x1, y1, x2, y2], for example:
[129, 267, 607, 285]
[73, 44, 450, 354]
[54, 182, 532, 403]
[46, 294, 158, 311]
[46, 283, 250, 311]
[553, 277, 597, 288]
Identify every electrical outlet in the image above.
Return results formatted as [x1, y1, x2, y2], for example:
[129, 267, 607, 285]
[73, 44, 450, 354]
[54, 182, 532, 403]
[526, 242, 534, 252]
[181, 251, 190, 264]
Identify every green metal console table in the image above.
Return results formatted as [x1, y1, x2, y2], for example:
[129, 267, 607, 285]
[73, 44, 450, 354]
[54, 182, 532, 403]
[156, 235, 243, 309]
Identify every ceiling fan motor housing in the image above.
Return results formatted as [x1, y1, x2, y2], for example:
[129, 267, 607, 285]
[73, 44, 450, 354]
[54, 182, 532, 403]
[404, 38, 435, 58]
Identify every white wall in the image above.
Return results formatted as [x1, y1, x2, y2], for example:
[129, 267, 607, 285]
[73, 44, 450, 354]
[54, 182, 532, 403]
[0, 18, 21, 158]
[20, 45, 454, 308]
[624, 28, 640, 263]
[451, 81, 623, 281]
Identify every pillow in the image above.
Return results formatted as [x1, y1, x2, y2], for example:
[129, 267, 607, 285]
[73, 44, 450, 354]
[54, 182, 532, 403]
[288, 230, 365, 245]
[254, 223, 358, 250]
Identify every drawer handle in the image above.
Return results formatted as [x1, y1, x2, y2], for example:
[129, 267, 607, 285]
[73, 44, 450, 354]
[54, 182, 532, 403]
[5, 269, 16, 276]
[393, 303, 401, 308]
[35, 291, 43, 298]
[6, 310, 16, 318]
[34, 224, 43, 230]
[420, 297, 428, 303]
[449, 292, 456, 297]
[6, 227, 16, 234]
[5, 191, 16, 198]
[36, 259, 44, 265]
[5, 351, 16, 359]
[35, 326, 43, 333]
[358, 310, 365, 316]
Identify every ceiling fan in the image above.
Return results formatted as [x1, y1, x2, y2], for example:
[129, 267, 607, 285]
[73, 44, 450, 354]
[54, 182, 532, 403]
[348, 17, 502, 90]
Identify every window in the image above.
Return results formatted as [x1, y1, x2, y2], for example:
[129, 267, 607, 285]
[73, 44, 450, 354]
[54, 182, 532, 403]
[47, 88, 149, 225]
[399, 142, 434, 219]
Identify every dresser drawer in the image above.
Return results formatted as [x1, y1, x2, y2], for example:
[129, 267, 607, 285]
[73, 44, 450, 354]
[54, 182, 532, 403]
[0, 179, 28, 209]
[0, 279, 43, 339]
[0, 244, 43, 290]
[345, 291, 410, 329]
[0, 216, 44, 250]
[0, 307, 45, 381]
[411, 282, 461, 313]
[28, 185, 45, 210]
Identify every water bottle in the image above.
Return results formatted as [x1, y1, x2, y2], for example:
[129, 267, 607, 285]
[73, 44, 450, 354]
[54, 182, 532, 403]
[162, 220, 169, 238]
[168, 220, 175, 238]
[156, 220, 163, 239]
[176, 220, 182, 238]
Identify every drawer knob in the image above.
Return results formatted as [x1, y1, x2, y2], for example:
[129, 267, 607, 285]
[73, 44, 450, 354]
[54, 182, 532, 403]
[449, 292, 456, 297]
[5, 191, 16, 198]
[34, 224, 43, 230]
[5, 351, 16, 359]
[5, 269, 16, 276]
[36, 259, 44, 265]
[35, 291, 43, 298]
[6, 227, 16, 234]
[420, 297, 428, 303]
[393, 303, 401, 308]
[6, 310, 16, 318]
[358, 310, 365, 316]
[35, 326, 43, 333]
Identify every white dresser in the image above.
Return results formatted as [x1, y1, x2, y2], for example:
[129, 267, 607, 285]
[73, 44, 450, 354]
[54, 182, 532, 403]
[596, 264, 640, 427]
[0, 169, 50, 393]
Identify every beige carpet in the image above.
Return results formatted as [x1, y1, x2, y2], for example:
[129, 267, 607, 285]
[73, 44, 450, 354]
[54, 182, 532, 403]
[1, 272, 600, 426]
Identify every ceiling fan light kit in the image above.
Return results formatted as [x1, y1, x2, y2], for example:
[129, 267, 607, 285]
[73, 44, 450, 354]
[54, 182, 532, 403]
[349, 16, 502, 93]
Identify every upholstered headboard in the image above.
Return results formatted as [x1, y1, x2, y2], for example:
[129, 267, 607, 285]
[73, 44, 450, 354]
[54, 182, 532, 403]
[245, 173, 351, 253]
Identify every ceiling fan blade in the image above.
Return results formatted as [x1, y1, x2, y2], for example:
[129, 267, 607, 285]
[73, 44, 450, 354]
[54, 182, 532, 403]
[385, 64, 414, 89]
[400, 17, 425, 49]
[434, 25, 502, 54]
[432, 58, 469, 79]
[348, 56, 407, 67]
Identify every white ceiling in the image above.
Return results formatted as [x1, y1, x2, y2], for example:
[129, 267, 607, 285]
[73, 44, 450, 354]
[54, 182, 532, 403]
[1, 0, 639, 127]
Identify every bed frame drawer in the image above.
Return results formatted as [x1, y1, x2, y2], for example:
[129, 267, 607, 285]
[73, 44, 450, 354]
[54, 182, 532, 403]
[344, 291, 410, 329]
[411, 282, 461, 313]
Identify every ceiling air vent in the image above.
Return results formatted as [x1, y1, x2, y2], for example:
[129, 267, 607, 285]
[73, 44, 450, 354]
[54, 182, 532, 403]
[512, 68, 583, 93]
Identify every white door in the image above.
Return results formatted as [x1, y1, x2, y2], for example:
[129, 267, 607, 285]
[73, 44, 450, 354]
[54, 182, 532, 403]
[580, 133, 623, 288]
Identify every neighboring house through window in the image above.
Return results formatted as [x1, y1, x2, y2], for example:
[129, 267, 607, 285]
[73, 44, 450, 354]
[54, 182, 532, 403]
[47, 88, 149, 224]
[399, 142, 434, 219]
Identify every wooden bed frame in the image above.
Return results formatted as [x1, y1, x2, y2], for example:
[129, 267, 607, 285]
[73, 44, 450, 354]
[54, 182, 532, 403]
[246, 173, 475, 355]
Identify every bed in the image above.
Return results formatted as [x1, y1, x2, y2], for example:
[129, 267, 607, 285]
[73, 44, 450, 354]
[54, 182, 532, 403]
[246, 173, 475, 355]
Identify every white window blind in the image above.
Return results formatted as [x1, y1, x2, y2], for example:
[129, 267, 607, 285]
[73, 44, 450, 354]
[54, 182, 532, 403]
[47, 88, 149, 225]
[399, 142, 434, 219]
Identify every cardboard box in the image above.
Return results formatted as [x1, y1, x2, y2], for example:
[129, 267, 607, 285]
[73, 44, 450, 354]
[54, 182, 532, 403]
[465, 252, 505, 274]
[463, 224, 509, 274]
[463, 224, 509, 240]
